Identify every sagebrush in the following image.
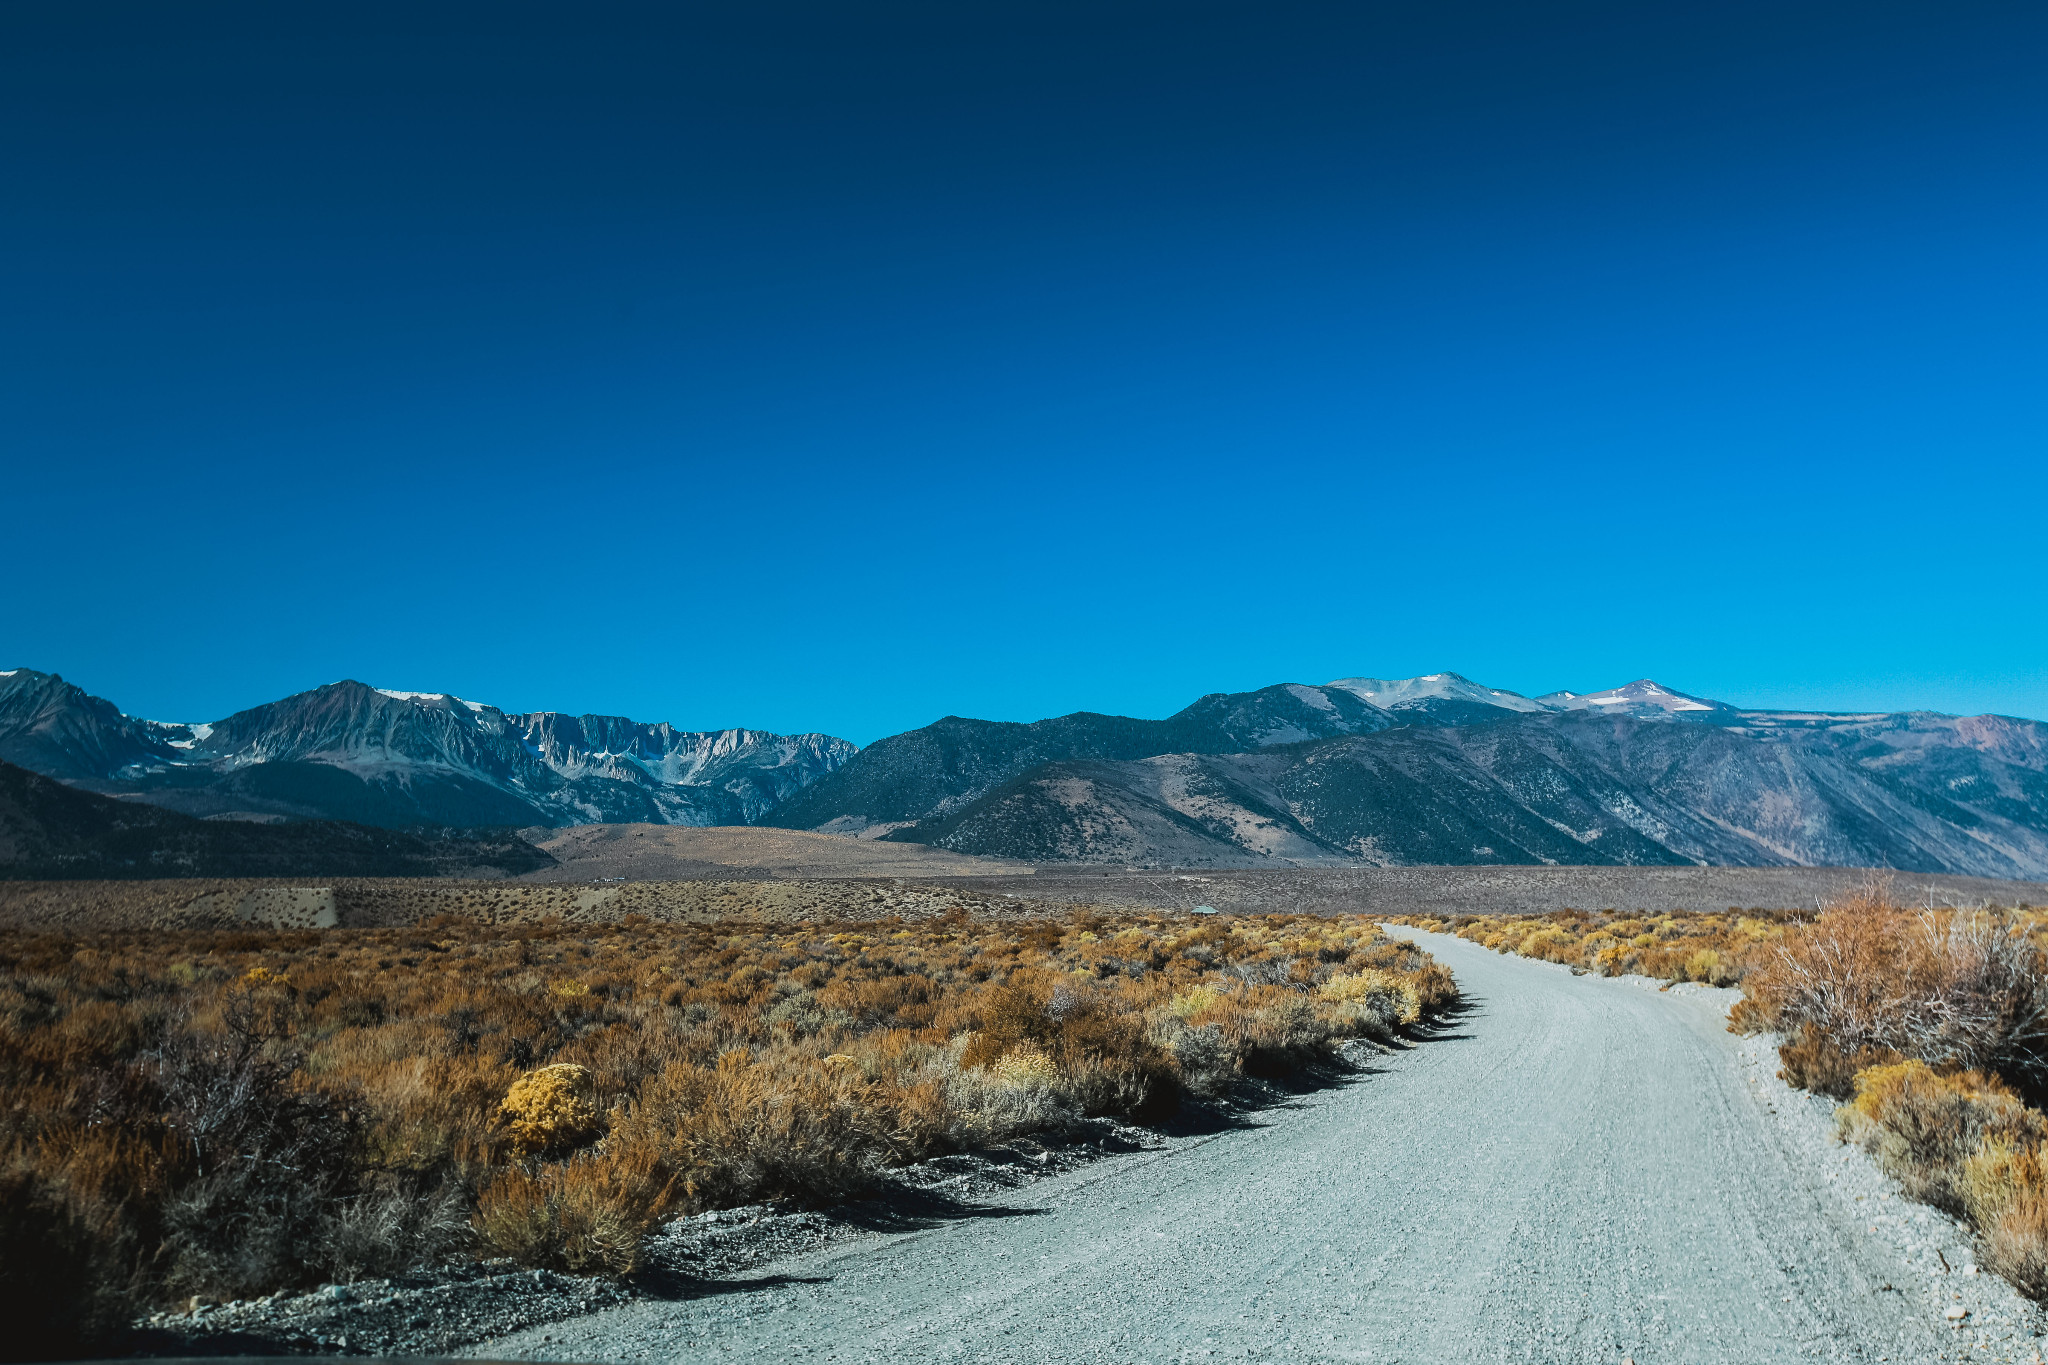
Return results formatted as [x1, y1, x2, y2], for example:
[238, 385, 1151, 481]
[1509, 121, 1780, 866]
[1738, 890, 2048, 1101]
[1390, 906, 1797, 986]
[0, 907, 1455, 1352]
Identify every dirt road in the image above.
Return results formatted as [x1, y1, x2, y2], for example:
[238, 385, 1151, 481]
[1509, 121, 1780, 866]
[472, 929, 2036, 1364]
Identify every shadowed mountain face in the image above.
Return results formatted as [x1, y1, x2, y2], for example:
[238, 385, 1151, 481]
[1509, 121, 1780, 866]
[0, 668, 191, 779]
[4, 666, 2044, 875]
[887, 708, 2048, 876]
[763, 682, 1393, 837]
[764, 673, 1733, 843]
[755, 673, 2046, 877]
[0, 670, 854, 830]
[0, 759, 554, 880]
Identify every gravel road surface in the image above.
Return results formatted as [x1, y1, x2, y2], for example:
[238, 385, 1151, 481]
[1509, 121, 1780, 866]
[470, 929, 2042, 1364]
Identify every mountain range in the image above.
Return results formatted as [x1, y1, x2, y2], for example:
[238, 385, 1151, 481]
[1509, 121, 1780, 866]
[0, 669, 852, 830]
[4, 667, 2044, 878]
[762, 674, 2048, 878]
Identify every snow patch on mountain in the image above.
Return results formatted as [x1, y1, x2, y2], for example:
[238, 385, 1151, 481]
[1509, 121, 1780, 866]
[1326, 672, 1549, 713]
[165, 723, 214, 750]
[1323, 672, 1734, 721]
[1284, 684, 1339, 713]
[1540, 680, 1725, 714]
[362, 688, 490, 713]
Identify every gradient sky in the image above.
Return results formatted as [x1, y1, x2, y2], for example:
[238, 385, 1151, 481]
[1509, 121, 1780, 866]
[4, 1, 2045, 744]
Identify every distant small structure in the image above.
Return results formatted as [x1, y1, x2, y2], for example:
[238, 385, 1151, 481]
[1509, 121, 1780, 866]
[1191, 905, 1218, 915]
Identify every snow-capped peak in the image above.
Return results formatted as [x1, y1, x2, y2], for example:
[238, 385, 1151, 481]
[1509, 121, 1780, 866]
[1325, 672, 1549, 714]
[163, 722, 215, 750]
[1325, 672, 1731, 720]
[1537, 679, 1724, 714]
[367, 688, 491, 712]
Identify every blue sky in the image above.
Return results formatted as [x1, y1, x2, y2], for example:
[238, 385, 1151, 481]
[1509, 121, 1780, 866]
[4, 1, 2045, 744]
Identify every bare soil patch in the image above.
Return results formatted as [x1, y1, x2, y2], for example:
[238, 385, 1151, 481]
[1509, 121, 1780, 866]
[519, 824, 1033, 882]
[0, 876, 1033, 931]
[10, 862, 2041, 935]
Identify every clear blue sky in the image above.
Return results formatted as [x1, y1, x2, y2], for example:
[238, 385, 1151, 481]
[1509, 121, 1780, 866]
[4, 1, 2045, 744]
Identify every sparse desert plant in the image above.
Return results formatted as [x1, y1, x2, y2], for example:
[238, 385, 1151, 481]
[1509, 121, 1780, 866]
[150, 1022, 363, 1301]
[1321, 969, 1421, 1037]
[500, 1063, 604, 1159]
[1962, 1131, 2048, 1233]
[1772, 1023, 1902, 1099]
[324, 1177, 472, 1282]
[988, 1043, 1061, 1089]
[473, 1135, 671, 1274]
[1977, 1165, 2048, 1298]
[944, 1038, 1081, 1146]
[1160, 1021, 1233, 1097]
[1836, 1060, 2039, 1212]
[1836, 1057, 2048, 1297]
[1743, 892, 2048, 1100]
[613, 1047, 894, 1211]
[1389, 906, 1791, 987]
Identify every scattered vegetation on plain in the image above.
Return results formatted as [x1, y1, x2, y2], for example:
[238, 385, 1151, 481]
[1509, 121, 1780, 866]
[0, 907, 1455, 1357]
[1387, 906, 1802, 986]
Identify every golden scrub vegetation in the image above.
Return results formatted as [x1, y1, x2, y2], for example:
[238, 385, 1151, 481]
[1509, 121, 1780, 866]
[1390, 907, 1797, 987]
[1735, 887, 2048, 1296]
[0, 908, 1455, 1354]
[1835, 1060, 2048, 1294]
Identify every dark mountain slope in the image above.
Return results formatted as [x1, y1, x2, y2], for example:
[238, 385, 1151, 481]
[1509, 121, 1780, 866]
[0, 669, 185, 780]
[113, 757, 548, 829]
[0, 760, 555, 880]
[896, 711, 2048, 877]
[764, 683, 1390, 834]
[1266, 723, 1695, 867]
[904, 753, 1345, 866]
[1795, 711, 2048, 838]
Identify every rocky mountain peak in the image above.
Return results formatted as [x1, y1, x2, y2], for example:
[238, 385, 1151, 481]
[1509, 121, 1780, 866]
[0, 671, 856, 830]
[1324, 672, 1551, 716]
[1538, 680, 1730, 716]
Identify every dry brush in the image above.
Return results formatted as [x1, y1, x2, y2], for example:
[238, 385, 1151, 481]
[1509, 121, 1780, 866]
[0, 906, 1455, 1356]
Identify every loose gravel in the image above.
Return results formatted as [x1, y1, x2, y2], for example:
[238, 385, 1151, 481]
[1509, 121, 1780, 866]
[135, 1120, 1184, 1357]
[134, 1266, 634, 1356]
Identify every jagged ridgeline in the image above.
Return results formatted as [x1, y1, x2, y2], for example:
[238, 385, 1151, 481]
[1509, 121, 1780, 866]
[0, 670, 853, 830]
[3, 668, 2045, 876]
